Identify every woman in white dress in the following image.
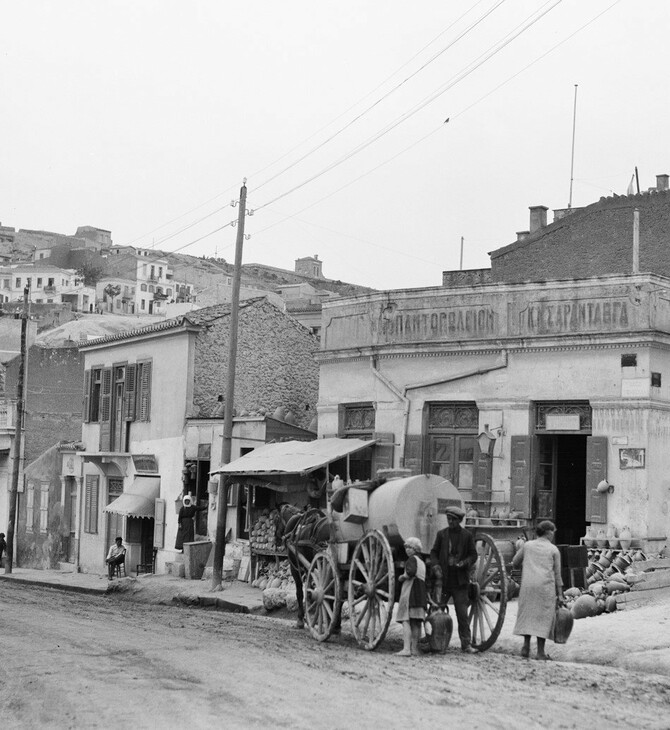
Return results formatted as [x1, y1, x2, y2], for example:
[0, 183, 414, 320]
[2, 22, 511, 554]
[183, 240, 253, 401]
[512, 520, 563, 660]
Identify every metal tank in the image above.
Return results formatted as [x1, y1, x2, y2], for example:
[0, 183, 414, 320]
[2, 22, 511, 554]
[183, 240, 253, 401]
[330, 474, 463, 552]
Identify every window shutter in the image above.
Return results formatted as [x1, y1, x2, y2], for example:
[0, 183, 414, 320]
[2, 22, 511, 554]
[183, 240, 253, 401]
[83, 370, 91, 423]
[123, 363, 137, 421]
[403, 434, 423, 475]
[138, 361, 152, 422]
[372, 432, 395, 475]
[153, 498, 166, 548]
[586, 436, 608, 524]
[39, 482, 50, 534]
[26, 484, 35, 533]
[471, 443, 492, 507]
[510, 436, 532, 517]
[99, 368, 112, 451]
[84, 475, 99, 534]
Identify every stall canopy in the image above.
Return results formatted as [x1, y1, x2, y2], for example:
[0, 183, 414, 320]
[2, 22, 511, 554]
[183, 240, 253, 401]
[211, 438, 376, 477]
[104, 476, 161, 519]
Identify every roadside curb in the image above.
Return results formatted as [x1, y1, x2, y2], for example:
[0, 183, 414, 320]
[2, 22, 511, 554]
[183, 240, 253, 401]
[0, 573, 109, 597]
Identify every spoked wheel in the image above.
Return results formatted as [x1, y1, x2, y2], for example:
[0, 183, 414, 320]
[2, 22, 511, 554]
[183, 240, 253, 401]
[347, 530, 396, 651]
[304, 551, 342, 642]
[468, 533, 507, 652]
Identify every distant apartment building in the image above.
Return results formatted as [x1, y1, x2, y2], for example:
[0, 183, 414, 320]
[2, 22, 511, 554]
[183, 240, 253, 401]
[104, 252, 193, 315]
[0, 264, 95, 311]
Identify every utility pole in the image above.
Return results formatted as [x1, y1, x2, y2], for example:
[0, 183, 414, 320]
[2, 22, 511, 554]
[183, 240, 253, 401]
[212, 180, 248, 589]
[459, 236, 464, 270]
[5, 285, 29, 574]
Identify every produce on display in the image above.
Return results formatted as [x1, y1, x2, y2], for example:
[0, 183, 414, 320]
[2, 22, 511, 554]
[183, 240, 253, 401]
[250, 509, 281, 552]
[250, 557, 297, 612]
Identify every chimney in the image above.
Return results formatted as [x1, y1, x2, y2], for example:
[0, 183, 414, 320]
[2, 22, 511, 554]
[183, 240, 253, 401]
[529, 205, 548, 234]
[657, 174, 669, 191]
[516, 231, 530, 242]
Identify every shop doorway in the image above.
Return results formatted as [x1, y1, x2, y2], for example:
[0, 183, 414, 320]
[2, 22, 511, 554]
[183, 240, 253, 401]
[536, 435, 587, 545]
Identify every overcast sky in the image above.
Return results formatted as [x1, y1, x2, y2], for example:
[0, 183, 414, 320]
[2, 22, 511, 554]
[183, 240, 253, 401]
[2, 1, 667, 290]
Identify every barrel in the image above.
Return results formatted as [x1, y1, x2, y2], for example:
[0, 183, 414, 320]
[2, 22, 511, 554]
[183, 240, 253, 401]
[330, 474, 463, 551]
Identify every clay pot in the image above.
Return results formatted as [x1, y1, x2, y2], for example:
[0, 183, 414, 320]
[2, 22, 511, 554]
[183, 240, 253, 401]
[613, 553, 632, 571]
[608, 537, 620, 549]
[596, 529, 607, 548]
[618, 526, 632, 551]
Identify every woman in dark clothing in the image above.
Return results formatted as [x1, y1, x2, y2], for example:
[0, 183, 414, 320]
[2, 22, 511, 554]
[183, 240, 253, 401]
[395, 536, 427, 656]
[175, 497, 207, 550]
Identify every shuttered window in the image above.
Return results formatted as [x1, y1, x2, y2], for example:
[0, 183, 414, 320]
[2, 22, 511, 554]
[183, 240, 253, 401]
[39, 482, 50, 534]
[84, 475, 99, 534]
[123, 363, 137, 421]
[153, 498, 166, 549]
[26, 484, 35, 533]
[99, 367, 113, 450]
[137, 361, 152, 422]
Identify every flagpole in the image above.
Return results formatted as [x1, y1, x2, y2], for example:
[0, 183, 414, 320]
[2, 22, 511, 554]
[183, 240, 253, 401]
[568, 84, 578, 209]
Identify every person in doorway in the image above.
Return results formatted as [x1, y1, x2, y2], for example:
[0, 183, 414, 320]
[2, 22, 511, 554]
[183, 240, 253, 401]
[512, 520, 563, 660]
[0, 532, 6, 565]
[175, 495, 208, 551]
[430, 505, 478, 653]
[106, 537, 126, 579]
[395, 537, 427, 657]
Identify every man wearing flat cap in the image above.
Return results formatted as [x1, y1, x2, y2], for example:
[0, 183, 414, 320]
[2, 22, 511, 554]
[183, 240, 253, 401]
[430, 505, 478, 653]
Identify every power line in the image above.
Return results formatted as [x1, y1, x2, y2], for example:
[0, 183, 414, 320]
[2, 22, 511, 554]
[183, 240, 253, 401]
[253, 0, 563, 214]
[251, 2, 619, 263]
[253, 0, 507, 193]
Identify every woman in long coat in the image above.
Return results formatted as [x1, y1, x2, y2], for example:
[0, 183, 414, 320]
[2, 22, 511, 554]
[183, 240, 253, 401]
[512, 520, 563, 660]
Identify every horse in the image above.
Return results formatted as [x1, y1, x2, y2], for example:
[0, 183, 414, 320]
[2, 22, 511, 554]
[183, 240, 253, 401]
[274, 503, 330, 629]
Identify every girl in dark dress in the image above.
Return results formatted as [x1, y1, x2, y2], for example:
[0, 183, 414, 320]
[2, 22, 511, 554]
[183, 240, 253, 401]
[396, 536, 427, 656]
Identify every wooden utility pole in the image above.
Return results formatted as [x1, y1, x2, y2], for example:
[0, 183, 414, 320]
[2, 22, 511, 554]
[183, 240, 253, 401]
[212, 180, 248, 589]
[5, 286, 29, 574]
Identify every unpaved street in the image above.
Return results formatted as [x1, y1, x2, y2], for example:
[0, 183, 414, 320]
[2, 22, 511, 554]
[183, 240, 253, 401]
[1, 582, 669, 730]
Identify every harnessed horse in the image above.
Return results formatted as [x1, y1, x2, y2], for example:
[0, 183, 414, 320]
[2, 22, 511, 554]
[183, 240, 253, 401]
[275, 503, 330, 629]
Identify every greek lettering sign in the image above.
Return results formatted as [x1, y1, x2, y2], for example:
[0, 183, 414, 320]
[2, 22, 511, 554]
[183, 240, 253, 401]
[518, 299, 629, 335]
[378, 306, 497, 341]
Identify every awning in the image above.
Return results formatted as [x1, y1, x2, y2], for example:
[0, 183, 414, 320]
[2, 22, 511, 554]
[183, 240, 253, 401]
[104, 476, 160, 519]
[210, 437, 376, 477]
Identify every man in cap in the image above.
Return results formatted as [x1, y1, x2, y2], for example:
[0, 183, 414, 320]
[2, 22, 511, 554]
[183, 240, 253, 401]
[430, 505, 478, 653]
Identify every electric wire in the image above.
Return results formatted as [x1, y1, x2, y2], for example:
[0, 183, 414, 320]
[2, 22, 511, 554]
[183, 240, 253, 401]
[252, 1, 620, 261]
[253, 0, 563, 214]
[111, 3, 487, 255]
[253, 0, 507, 193]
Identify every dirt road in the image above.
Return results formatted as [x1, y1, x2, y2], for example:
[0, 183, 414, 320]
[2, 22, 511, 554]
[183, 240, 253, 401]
[1, 582, 669, 729]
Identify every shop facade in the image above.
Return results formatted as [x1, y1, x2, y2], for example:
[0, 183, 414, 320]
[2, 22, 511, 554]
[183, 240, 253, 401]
[316, 273, 670, 552]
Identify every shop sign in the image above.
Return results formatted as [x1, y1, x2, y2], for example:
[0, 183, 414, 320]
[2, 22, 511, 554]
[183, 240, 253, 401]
[378, 306, 497, 341]
[519, 298, 630, 335]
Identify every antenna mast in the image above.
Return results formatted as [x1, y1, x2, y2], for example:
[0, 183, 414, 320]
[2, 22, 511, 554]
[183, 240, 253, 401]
[568, 84, 578, 209]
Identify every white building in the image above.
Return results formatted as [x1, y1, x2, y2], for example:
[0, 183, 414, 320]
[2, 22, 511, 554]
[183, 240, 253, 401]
[0, 264, 95, 311]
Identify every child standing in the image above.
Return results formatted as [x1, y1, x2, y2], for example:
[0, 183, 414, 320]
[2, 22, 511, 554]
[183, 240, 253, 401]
[395, 536, 427, 656]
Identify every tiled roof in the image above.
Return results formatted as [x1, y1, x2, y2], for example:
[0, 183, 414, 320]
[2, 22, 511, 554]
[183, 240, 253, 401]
[78, 297, 268, 348]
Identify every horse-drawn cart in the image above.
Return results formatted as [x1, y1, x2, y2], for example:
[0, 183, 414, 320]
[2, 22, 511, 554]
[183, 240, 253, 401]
[302, 473, 507, 651]
[213, 439, 507, 653]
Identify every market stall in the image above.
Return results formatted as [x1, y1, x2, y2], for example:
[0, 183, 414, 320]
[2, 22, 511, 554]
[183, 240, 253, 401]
[212, 437, 377, 584]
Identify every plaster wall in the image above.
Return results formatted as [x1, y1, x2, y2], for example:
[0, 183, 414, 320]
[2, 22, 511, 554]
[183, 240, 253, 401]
[318, 276, 670, 546]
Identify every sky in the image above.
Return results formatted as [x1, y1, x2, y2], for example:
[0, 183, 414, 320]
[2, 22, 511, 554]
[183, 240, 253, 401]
[2, 1, 668, 291]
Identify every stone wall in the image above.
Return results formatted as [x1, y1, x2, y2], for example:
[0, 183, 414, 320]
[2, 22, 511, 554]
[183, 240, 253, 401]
[192, 299, 319, 428]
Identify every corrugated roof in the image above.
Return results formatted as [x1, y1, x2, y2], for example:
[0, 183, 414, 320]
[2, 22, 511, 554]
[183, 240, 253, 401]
[211, 437, 375, 476]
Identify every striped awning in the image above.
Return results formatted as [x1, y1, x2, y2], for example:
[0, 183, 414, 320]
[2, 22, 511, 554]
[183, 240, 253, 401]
[104, 476, 160, 519]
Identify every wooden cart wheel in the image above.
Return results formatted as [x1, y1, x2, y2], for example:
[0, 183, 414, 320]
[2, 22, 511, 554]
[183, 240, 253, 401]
[468, 533, 507, 652]
[304, 550, 342, 642]
[347, 530, 396, 651]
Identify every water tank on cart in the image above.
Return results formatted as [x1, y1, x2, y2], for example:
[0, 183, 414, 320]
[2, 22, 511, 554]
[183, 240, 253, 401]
[330, 474, 463, 552]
